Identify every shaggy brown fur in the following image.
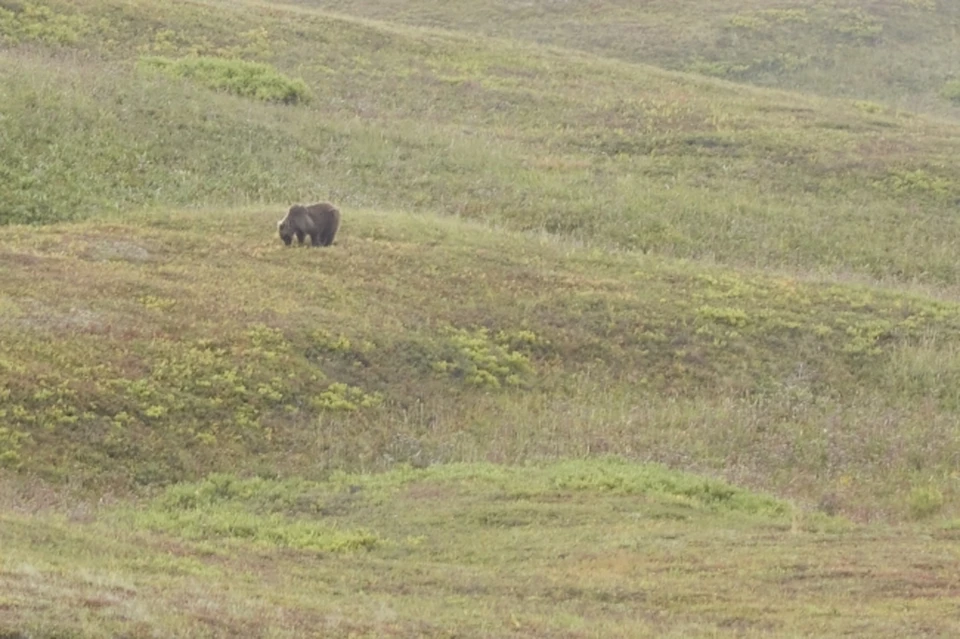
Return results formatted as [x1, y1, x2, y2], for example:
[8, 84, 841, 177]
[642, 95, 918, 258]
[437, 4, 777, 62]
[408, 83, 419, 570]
[277, 202, 341, 247]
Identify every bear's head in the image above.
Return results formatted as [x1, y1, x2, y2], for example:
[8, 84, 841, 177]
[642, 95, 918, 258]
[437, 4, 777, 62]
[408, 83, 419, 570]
[277, 218, 294, 245]
[278, 205, 306, 246]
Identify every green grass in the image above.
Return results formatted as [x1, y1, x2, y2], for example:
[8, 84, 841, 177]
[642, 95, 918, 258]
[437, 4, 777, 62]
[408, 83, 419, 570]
[942, 79, 960, 105]
[281, 0, 960, 118]
[8, 460, 960, 638]
[3, 207, 960, 521]
[4, 0, 960, 635]
[138, 55, 313, 104]
[3, 1, 960, 288]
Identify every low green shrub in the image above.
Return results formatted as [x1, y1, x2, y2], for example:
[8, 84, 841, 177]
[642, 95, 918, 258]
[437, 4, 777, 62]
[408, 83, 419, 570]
[138, 55, 312, 104]
[908, 486, 944, 520]
[941, 80, 960, 105]
[0, 2, 88, 45]
[135, 474, 381, 552]
[432, 327, 536, 389]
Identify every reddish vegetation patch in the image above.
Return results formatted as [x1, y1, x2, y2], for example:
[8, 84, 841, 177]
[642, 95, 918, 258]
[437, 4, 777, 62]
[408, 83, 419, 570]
[403, 482, 458, 501]
[0, 251, 43, 267]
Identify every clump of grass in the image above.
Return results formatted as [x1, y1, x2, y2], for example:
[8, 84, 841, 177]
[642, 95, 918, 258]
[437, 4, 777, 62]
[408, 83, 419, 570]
[829, 8, 883, 42]
[908, 486, 944, 520]
[132, 474, 380, 551]
[310, 329, 358, 355]
[543, 459, 789, 516]
[0, 1, 88, 45]
[138, 55, 312, 104]
[853, 100, 885, 114]
[877, 168, 956, 201]
[0, 427, 30, 469]
[311, 382, 384, 412]
[432, 327, 536, 389]
[147, 460, 791, 522]
[941, 80, 960, 105]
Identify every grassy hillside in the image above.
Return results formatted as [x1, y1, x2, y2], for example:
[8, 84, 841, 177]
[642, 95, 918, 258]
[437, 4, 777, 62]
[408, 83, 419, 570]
[4, 207, 960, 521]
[4, 0, 960, 288]
[282, 0, 960, 118]
[0, 0, 959, 519]
[5, 461, 960, 638]
[5, 1, 960, 635]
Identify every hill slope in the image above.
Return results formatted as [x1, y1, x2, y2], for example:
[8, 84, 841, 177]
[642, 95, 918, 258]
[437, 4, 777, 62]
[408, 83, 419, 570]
[4, 207, 960, 520]
[3, 0, 960, 288]
[277, 0, 960, 118]
[5, 1, 960, 635]
[1, 0, 960, 519]
[8, 461, 959, 638]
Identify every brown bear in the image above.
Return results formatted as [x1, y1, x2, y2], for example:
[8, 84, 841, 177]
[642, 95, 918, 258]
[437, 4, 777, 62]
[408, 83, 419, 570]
[277, 202, 341, 247]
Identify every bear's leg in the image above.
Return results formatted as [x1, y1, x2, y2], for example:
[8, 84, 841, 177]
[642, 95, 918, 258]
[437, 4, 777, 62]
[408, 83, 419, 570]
[295, 230, 306, 245]
[310, 232, 322, 246]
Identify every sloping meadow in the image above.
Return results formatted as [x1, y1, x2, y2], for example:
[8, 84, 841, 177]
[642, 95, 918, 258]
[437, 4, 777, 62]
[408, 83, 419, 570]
[3, 208, 960, 519]
[1, 0, 960, 520]
[6, 2, 960, 636]
[3, 0, 960, 287]
[6, 459, 960, 637]
[275, 0, 960, 118]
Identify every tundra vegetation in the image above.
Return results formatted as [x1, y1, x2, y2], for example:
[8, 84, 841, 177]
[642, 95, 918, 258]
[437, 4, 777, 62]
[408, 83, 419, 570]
[2, 0, 960, 636]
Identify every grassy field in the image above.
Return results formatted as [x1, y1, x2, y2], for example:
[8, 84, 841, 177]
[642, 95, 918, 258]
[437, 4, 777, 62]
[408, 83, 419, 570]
[4, 0, 960, 636]
[5, 461, 960, 638]
[280, 0, 960, 118]
[5, 206, 960, 517]
[4, 1, 960, 285]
